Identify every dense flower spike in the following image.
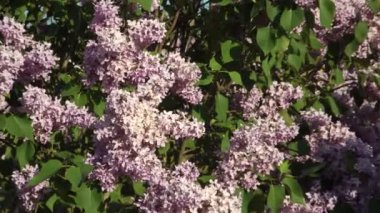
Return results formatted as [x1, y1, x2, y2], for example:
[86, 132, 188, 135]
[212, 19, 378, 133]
[217, 105, 298, 189]
[218, 83, 301, 189]
[302, 109, 374, 167]
[295, 0, 373, 42]
[159, 111, 205, 139]
[127, 18, 167, 48]
[84, 0, 168, 93]
[22, 86, 96, 144]
[234, 81, 302, 119]
[11, 165, 49, 212]
[89, 0, 122, 33]
[301, 109, 377, 208]
[282, 183, 338, 213]
[0, 16, 30, 49]
[0, 17, 57, 107]
[88, 89, 205, 191]
[167, 52, 204, 104]
[21, 42, 58, 82]
[137, 162, 241, 212]
[216, 113, 299, 189]
[0, 46, 22, 96]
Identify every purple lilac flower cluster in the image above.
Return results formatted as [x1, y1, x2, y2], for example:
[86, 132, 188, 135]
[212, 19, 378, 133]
[167, 52, 204, 104]
[137, 161, 241, 212]
[234, 81, 303, 119]
[0, 17, 58, 110]
[216, 83, 301, 190]
[299, 109, 376, 209]
[83, 1, 242, 211]
[11, 165, 49, 212]
[84, 0, 167, 92]
[282, 183, 337, 213]
[22, 86, 96, 144]
[294, 0, 373, 43]
[355, 14, 380, 58]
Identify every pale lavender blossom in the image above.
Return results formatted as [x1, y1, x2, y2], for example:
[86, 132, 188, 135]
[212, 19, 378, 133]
[127, 18, 166, 49]
[137, 162, 241, 212]
[88, 90, 205, 191]
[0, 16, 31, 49]
[89, 0, 122, 33]
[167, 52, 204, 104]
[0, 16, 57, 85]
[296, 0, 373, 42]
[233, 81, 302, 119]
[282, 184, 337, 213]
[21, 42, 58, 82]
[0, 95, 7, 110]
[159, 111, 205, 140]
[22, 86, 96, 144]
[84, 1, 170, 93]
[216, 114, 299, 190]
[11, 165, 49, 212]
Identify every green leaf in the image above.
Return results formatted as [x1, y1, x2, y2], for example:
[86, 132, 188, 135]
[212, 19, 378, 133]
[61, 85, 81, 97]
[354, 21, 369, 43]
[325, 96, 341, 116]
[300, 163, 325, 177]
[256, 27, 275, 55]
[72, 156, 93, 177]
[318, 0, 335, 28]
[241, 190, 254, 213]
[279, 109, 293, 125]
[92, 99, 106, 117]
[6, 115, 34, 140]
[312, 100, 325, 111]
[287, 140, 309, 156]
[279, 161, 291, 174]
[368, 0, 380, 13]
[282, 177, 305, 204]
[267, 184, 285, 213]
[221, 132, 230, 152]
[262, 56, 274, 84]
[74, 93, 89, 107]
[344, 40, 360, 56]
[309, 32, 323, 49]
[209, 57, 222, 71]
[217, 0, 233, 6]
[65, 166, 82, 189]
[0, 114, 6, 130]
[333, 69, 344, 85]
[198, 74, 214, 86]
[221, 40, 239, 63]
[133, 181, 146, 196]
[28, 160, 63, 187]
[266, 0, 280, 21]
[228, 71, 243, 86]
[215, 93, 229, 122]
[293, 96, 307, 111]
[288, 54, 302, 71]
[134, 0, 153, 11]
[274, 36, 290, 53]
[75, 184, 102, 213]
[280, 9, 304, 32]
[198, 175, 213, 184]
[16, 141, 35, 168]
[46, 194, 58, 212]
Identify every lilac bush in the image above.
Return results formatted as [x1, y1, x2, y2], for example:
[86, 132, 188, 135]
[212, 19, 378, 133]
[1, 0, 380, 212]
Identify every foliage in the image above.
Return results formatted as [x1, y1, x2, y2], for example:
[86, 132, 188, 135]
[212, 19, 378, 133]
[0, 0, 380, 212]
